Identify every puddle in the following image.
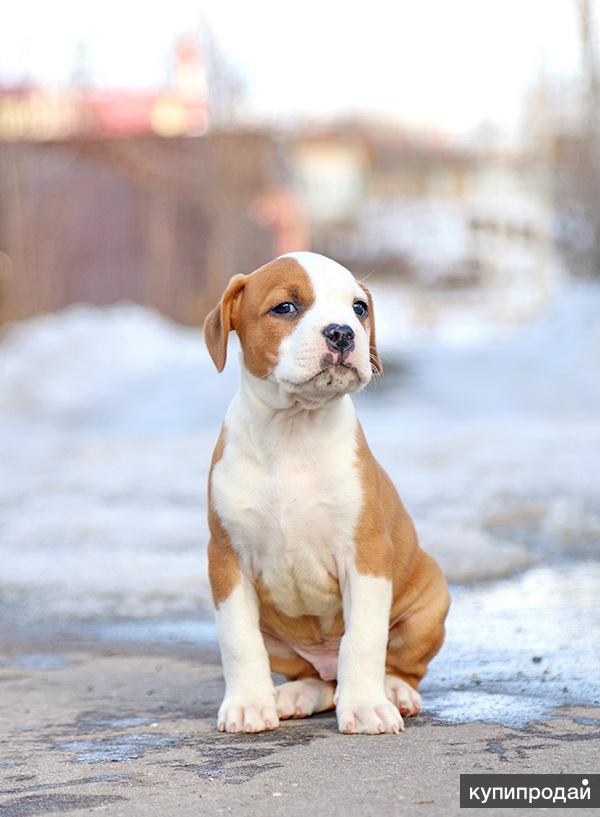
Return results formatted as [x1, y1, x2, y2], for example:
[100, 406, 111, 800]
[572, 715, 600, 726]
[57, 732, 182, 763]
[76, 716, 157, 733]
[2, 654, 72, 670]
[93, 618, 216, 645]
[0, 774, 131, 798]
[1, 793, 126, 816]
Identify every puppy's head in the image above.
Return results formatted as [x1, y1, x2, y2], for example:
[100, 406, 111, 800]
[204, 252, 381, 400]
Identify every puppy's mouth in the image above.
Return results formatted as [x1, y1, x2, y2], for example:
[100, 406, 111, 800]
[282, 355, 363, 393]
[316, 353, 359, 379]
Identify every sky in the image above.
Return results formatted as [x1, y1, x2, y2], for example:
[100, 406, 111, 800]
[0, 0, 588, 138]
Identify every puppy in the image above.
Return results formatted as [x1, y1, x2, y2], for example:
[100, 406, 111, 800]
[204, 252, 450, 734]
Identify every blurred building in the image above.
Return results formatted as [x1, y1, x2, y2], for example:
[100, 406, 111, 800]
[0, 37, 209, 141]
[524, 75, 600, 279]
[290, 121, 560, 305]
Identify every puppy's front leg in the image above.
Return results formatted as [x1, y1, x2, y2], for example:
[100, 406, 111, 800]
[336, 566, 403, 734]
[214, 572, 278, 733]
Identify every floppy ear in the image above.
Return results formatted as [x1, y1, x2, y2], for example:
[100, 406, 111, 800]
[203, 274, 246, 372]
[360, 284, 382, 375]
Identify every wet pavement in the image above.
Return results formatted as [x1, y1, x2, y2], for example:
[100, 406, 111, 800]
[1, 643, 599, 817]
[1, 561, 599, 816]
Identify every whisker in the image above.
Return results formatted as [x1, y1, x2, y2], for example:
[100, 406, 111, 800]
[358, 269, 376, 284]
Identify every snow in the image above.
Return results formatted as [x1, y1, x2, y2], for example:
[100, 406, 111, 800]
[335, 191, 561, 296]
[1, 283, 599, 623]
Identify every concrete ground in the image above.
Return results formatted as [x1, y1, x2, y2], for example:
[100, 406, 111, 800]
[1, 632, 599, 817]
[2, 561, 599, 816]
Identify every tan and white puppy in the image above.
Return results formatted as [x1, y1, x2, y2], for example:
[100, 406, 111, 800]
[204, 252, 450, 735]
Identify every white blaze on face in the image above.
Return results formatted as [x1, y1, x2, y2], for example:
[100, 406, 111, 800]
[272, 252, 373, 393]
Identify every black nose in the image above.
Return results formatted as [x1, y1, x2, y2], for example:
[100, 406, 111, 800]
[322, 323, 355, 354]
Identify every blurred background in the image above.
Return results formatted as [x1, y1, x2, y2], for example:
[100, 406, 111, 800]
[0, 0, 598, 721]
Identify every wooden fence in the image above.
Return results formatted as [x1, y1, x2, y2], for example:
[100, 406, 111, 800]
[0, 130, 300, 325]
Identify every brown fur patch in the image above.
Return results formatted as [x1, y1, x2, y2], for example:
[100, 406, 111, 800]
[353, 423, 410, 578]
[204, 275, 246, 372]
[203, 256, 315, 378]
[207, 428, 241, 606]
[384, 547, 450, 687]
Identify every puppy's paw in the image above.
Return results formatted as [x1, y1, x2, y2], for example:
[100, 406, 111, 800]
[217, 694, 279, 734]
[384, 675, 422, 717]
[275, 678, 335, 720]
[336, 697, 404, 735]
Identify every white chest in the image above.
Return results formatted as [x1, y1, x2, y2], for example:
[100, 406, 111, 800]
[211, 397, 362, 618]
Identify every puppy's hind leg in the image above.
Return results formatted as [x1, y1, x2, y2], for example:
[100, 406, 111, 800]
[386, 575, 450, 718]
[384, 674, 423, 718]
[264, 635, 336, 720]
[276, 678, 336, 720]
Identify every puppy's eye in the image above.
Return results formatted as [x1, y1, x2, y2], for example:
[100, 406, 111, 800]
[270, 302, 298, 316]
[353, 300, 369, 319]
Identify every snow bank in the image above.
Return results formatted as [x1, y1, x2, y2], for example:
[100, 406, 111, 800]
[1, 286, 598, 622]
[0, 303, 217, 426]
